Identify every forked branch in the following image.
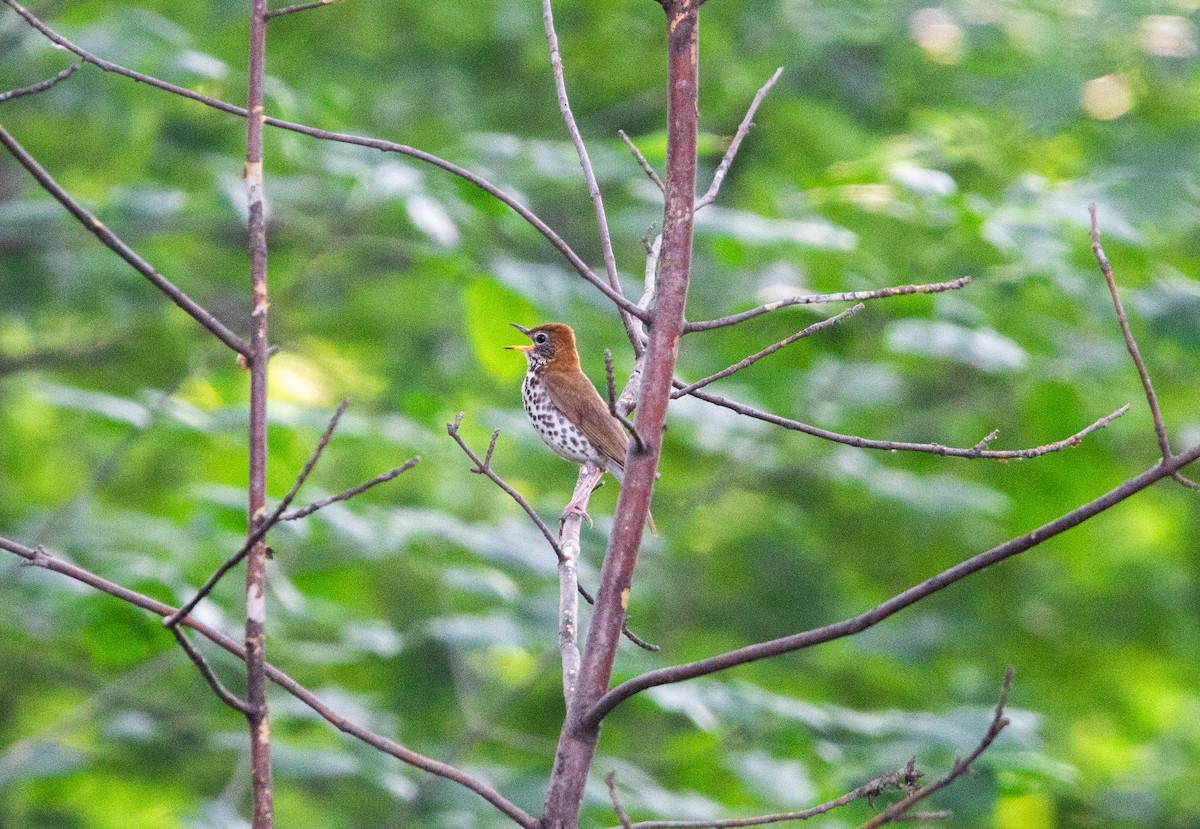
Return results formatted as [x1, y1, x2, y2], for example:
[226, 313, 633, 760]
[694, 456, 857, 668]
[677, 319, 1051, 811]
[0, 535, 538, 829]
[446, 414, 659, 652]
[585, 440, 1200, 726]
[165, 401, 418, 629]
[858, 669, 1013, 828]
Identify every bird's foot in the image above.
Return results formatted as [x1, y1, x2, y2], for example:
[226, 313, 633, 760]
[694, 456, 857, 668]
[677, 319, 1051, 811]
[562, 497, 594, 527]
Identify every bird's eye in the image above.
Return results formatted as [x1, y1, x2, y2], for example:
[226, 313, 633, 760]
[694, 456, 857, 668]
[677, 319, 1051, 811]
[534, 333, 549, 344]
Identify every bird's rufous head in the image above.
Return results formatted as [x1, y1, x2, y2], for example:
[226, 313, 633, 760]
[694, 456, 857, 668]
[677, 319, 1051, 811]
[505, 323, 579, 370]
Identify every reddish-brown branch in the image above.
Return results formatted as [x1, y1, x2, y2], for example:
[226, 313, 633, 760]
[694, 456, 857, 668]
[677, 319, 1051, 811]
[243, 1, 274, 824]
[672, 304, 864, 397]
[683, 277, 971, 334]
[0, 125, 251, 357]
[0, 0, 648, 323]
[694, 67, 783, 212]
[585, 443, 1200, 726]
[0, 63, 78, 102]
[541, 2, 700, 826]
[858, 669, 1013, 828]
[683, 385, 1129, 460]
[0, 535, 538, 829]
[1088, 204, 1172, 460]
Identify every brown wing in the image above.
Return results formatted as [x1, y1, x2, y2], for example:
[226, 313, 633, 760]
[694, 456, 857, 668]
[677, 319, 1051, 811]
[544, 368, 629, 470]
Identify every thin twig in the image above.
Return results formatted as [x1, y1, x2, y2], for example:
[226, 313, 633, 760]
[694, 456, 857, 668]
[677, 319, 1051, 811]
[0, 0, 649, 323]
[172, 628, 253, 715]
[694, 68, 784, 212]
[684, 277, 971, 334]
[1172, 472, 1200, 491]
[606, 772, 635, 829]
[0, 63, 78, 103]
[672, 304, 864, 398]
[605, 764, 924, 829]
[584, 438, 1200, 726]
[541, 0, 643, 354]
[619, 130, 665, 192]
[281, 459, 420, 521]
[0, 125, 251, 357]
[683, 385, 1130, 460]
[606, 350, 646, 452]
[1089, 204, 1172, 460]
[446, 415, 659, 651]
[163, 400, 356, 628]
[264, 0, 338, 20]
[448, 413, 565, 561]
[858, 669, 1014, 828]
[0, 535, 538, 829]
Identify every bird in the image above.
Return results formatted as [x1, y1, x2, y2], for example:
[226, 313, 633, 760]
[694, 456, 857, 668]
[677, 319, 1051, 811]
[506, 322, 654, 530]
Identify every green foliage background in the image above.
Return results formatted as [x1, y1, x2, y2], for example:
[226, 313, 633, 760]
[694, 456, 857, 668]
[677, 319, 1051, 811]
[2, 1, 1199, 827]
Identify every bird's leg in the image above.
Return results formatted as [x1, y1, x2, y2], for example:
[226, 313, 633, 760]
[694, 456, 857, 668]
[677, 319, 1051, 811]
[564, 464, 604, 525]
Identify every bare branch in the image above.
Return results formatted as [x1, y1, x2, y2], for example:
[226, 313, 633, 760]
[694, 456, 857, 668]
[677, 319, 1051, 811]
[606, 349, 647, 452]
[684, 277, 971, 334]
[605, 764, 923, 829]
[560, 470, 587, 704]
[606, 772, 635, 829]
[584, 442, 1200, 726]
[445, 415, 659, 652]
[543, 4, 700, 820]
[0, 535, 538, 829]
[0, 0, 649, 323]
[858, 669, 1014, 828]
[264, 0, 339, 20]
[694, 67, 784, 212]
[172, 628, 253, 715]
[448, 413, 566, 561]
[282, 459, 420, 521]
[1089, 204, 1172, 460]
[0, 125, 251, 358]
[683, 385, 1129, 460]
[163, 400, 360, 629]
[619, 130, 665, 192]
[541, 0, 644, 353]
[242, 3, 275, 819]
[1172, 472, 1200, 492]
[0, 63, 78, 103]
[672, 304, 864, 398]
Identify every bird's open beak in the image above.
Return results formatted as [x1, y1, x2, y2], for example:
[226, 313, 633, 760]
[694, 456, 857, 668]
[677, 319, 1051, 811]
[505, 323, 532, 352]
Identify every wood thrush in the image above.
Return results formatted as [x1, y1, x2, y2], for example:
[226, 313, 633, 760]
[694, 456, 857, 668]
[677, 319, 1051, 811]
[506, 322, 654, 529]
